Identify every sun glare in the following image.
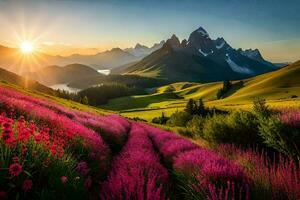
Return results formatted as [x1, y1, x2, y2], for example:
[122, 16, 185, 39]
[20, 41, 34, 54]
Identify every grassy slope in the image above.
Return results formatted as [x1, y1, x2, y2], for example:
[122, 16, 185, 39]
[103, 61, 300, 120]
[0, 67, 54, 95]
[0, 81, 111, 116]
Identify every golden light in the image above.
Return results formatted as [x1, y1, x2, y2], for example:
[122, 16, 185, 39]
[20, 41, 34, 54]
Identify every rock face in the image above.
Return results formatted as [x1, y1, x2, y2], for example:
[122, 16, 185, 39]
[124, 41, 165, 58]
[118, 26, 277, 83]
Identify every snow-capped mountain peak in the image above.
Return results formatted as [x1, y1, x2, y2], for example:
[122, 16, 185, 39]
[238, 48, 264, 62]
[196, 27, 209, 37]
[215, 37, 226, 49]
[225, 54, 253, 74]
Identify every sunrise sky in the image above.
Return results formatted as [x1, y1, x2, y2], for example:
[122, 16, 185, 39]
[0, 0, 299, 62]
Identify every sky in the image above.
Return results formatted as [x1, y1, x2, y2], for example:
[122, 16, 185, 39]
[0, 0, 299, 62]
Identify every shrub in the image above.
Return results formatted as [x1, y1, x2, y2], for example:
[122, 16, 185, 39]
[186, 115, 205, 138]
[152, 112, 169, 125]
[253, 98, 271, 118]
[202, 114, 230, 144]
[203, 111, 261, 146]
[258, 116, 297, 157]
[166, 111, 192, 127]
[291, 95, 298, 99]
[175, 127, 193, 138]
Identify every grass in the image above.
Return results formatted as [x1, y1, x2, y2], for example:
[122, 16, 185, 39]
[0, 81, 111, 116]
[101, 92, 182, 111]
[103, 61, 300, 121]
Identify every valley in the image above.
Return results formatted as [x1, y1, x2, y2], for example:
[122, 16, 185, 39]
[102, 60, 300, 120]
[0, 1, 300, 199]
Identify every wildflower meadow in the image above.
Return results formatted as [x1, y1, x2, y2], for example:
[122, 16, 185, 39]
[0, 85, 299, 199]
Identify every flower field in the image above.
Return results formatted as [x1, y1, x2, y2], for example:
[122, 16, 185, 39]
[0, 85, 299, 199]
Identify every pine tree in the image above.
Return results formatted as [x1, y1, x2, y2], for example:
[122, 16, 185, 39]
[81, 96, 89, 105]
[217, 80, 232, 99]
[197, 98, 206, 116]
[185, 99, 195, 115]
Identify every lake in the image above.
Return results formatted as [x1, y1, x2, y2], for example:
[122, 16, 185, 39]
[50, 84, 81, 93]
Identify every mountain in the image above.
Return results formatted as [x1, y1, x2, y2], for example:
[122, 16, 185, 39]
[237, 48, 264, 62]
[103, 60, 300, 115]
[223, 60, 300, 101]
[27, 63, 100, 85]
[64, 48, 139, 70]
[273, 62, 290, 68]
[0, 45, 140, 75]
[118, 27, 277, 83]
[0, 45, 65, 74]
[111, 60, 140, 74]
[0, 67, 54, 94]
[124, 41, 165, 58]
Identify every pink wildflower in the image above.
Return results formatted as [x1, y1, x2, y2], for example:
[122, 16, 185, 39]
[9, 163, 22, 177]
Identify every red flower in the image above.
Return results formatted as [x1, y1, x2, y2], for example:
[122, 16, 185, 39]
[9, 163, 22, 177]
[22, 179, 33, 192]
[2, 129, 12, 141]
[61, 176, 68, 184]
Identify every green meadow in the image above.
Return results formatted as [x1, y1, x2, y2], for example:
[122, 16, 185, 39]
[102, 61, 300, 121]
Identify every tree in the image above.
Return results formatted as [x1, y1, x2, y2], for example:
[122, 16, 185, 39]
[253, 98, 270, 117]
[196, 98, 206, 116]
[81, 96, 89, 105]
[223, 80, 231, 91]
[185, 99, 196, 115]
[151, 112, 169, 124]
[217, 80, 232, 99]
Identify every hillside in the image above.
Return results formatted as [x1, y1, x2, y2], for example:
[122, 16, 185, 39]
[27, 63, 100, 85]
[0, 67, 54, 94]
[117, 27, 277, 83]
[0, 78, 262, 200]
[68, 74, 167, 89]
[103, 60, 300, 120]
[221, 60, 300, 102]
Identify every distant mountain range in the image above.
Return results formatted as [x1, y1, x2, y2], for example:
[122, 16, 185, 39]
[0, 27, 290, 86]
[0, 41, 164, 75]
[124, 41, 165, 58]
[115, 27, 278, 82]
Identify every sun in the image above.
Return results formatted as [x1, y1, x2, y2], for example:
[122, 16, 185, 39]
[20, 41, 34, 54]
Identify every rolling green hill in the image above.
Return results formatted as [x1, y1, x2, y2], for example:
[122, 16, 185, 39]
[0, 67, 55, 95]
[0, 80, 110, 116]
[102, 60, 300, 120]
